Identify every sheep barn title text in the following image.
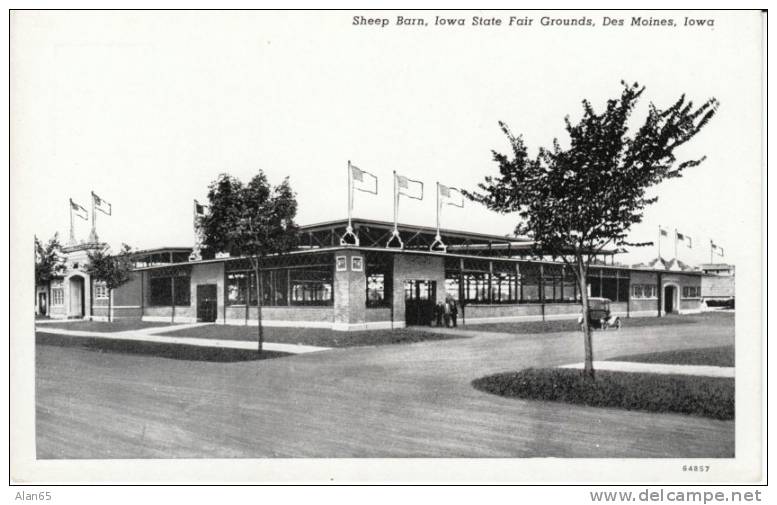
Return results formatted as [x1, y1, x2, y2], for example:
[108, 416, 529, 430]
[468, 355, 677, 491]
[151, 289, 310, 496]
[352, 15, 717, 29]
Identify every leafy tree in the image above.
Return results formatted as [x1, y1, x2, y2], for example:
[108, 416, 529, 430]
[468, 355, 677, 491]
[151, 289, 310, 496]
[467, 82, 718, 378]
[86, 244, 134, 322]
[35, 234, 66, 285]
[200, 172, 299, 353]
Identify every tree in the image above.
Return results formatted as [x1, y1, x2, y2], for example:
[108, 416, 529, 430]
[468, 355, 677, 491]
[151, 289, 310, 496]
[467, 82, 718, 379]
[199, 172, 299, 353]
[35, 234, 66, 285]
[86, 244, 134, 322]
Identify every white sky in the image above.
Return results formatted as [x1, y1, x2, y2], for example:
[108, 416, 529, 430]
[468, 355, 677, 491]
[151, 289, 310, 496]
[11, 10, 763, 267]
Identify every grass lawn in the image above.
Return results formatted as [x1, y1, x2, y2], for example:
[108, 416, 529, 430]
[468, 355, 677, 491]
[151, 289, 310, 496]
[36, 320, 178, 333]
[463, 311, 732, 334]
[155, 324, 465, 348]
[472, 368, 734, 420]
[35, 332, 288, 362]
[608, 345, 734, 368]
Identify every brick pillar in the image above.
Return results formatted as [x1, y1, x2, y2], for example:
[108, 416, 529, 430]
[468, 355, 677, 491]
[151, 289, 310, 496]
[333, 251, 366, 330]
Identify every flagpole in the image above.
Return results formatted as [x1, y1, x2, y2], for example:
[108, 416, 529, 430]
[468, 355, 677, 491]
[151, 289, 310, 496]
[710, 240, 714, 264]
[393, 170, 398, 233]
[436, 182, 441, 237]
[69, 199, 75, 244]
[657, 225, 661, 259]
[90, 191, 97, 243]
[674, 229, 678, 261]
[347, 160, 353, 231]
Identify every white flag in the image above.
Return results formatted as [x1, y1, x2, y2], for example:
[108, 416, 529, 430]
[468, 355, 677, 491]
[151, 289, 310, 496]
[92, 192, 112, 215]
[70, 199, 88, 220]
[351, 164, 378, 194]
[439, 183, 464, 207]
[397, 173, 423, 200]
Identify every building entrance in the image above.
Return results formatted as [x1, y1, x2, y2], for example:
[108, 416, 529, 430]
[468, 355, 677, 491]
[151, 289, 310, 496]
[196, 284, 218, 322]
[69, 276, 85, 318]
[404, 279, 436, 326]
[664, 285, 676, 314]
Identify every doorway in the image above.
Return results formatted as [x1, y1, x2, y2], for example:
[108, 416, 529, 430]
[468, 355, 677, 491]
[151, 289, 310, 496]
[664, 285, 676, 314]
[69, 276, 85, 318]
[404, 279, 436, 326]
[38, 292, 47, 316]
[196, 284, 218, 322]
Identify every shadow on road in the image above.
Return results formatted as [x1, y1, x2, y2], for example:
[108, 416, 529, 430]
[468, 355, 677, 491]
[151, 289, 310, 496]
[35, 333, 290, 363]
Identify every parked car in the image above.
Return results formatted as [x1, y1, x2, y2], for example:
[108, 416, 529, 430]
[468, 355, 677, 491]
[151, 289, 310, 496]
[578, 297, 621, 330]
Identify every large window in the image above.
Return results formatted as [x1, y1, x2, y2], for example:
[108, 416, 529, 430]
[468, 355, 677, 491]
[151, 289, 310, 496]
[682, 286, 701, 298]
[492, 271, 518, 303]
[227, 266, 332, 307]
[521, 263, 541, 302]
[366, 253, 392, 308]
[290, 268, 333, 305]
[632, 284, 657, 299]
[463, 272, 490, 303]
[149, 277, 172, 306]
[149, 274, 190, 306]
[227, 272, 249, 305]
[260, 270, 289, 306]
[51, 280, 64, 306]
[444, 276, 460, 301]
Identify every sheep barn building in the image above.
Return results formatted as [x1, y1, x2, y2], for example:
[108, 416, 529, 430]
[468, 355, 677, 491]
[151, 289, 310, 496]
[36, 218, 715, 330]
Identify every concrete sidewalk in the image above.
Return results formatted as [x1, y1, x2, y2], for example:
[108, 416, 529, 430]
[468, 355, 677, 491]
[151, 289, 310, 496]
[35, 327, 330, 354]
[560, 360, 735, 378]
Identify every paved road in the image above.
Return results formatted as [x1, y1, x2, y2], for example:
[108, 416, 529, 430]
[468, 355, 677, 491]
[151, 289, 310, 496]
[36, 315, 735, 458]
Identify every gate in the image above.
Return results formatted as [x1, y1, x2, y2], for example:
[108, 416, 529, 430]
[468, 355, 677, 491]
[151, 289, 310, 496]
[404, 279, 436, 326]
[196, 284, 218, 322]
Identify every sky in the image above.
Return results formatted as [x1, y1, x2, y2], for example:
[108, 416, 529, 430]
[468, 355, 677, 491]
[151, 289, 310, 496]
[12, 10, 763, 267]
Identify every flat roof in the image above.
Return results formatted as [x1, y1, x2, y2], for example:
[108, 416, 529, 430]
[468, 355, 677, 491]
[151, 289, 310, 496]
[132, 244, 701, 276]
[299, 217, 532, 246]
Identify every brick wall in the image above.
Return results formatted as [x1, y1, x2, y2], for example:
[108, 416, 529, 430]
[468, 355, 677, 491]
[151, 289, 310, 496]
[701, 274, 735, 299]
[334, 250, 366, 327]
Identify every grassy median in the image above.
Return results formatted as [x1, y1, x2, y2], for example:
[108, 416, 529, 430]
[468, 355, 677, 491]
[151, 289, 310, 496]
[607, 345, 734, 367]
[154, 325, 463, 348]
[472, 368, 734, 420]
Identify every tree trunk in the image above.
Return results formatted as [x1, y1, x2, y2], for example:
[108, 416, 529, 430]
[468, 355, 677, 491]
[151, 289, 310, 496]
[255, 267, 264, 354]
[108, 288, 112, 323]
[577, 257, 595, 380]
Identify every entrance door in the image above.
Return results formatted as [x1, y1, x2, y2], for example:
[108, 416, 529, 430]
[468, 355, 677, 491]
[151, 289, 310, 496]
[196, 284, 218, 322]
[69, 277, 85, 318]
[38, 292, 47, 316]
[404, 280, 436, 326]
[664, 285, 675, 314]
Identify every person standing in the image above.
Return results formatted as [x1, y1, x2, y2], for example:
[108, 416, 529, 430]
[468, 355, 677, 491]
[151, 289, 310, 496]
[450, 298, 459, 327]
[443, 298, 452, 327]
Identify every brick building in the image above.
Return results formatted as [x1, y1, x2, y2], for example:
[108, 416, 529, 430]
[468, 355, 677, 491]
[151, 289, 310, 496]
[35, 218, 705, 329]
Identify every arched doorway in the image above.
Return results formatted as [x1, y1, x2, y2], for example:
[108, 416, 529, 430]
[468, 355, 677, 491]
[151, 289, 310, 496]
[663, 284, 678, 314]
[69, 275, 86, 318]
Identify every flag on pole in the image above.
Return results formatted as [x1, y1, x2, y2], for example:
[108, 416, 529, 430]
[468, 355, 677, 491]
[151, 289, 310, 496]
[194, 199, 208, 216]
[439, 183, 464, 207]
[659, 226, 668, 237]
[351, 164, 378, 194]
[711, 241, 725, 256]
[676, 231, 692, 248]
[397, 174, 423, 200]
[70, 200, 88, 220]
[92, 192, 112, 215]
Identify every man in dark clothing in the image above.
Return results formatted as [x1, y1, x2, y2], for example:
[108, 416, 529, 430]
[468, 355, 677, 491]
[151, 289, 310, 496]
[450, 298, 459, 327]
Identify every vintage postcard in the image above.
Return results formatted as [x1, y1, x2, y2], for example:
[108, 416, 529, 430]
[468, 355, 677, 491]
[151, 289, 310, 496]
[10, 9, 765, 484]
